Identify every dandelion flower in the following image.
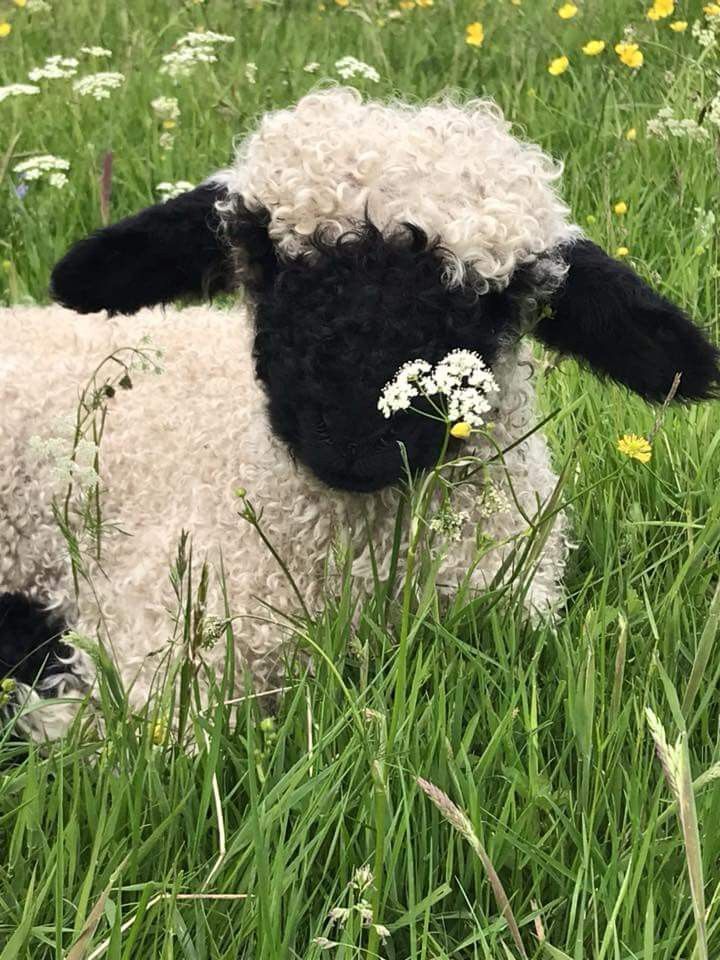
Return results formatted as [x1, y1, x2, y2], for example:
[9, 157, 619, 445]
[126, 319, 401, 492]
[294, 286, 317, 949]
[0, 22, 13, 37]
[548, 55, 570, 75]
[616, 246, 630, 257]
[626, 127, 637, 140]
[669, 20, 687, 31]
[558, 3, 578, 19]
[615, 41, 644, 68]
[450, 421, 472, 439]
[617, 433, 652, 463]
[614, 200, 628, 215]
[465, 21, 484, 46]
[582, 39, 605, 55]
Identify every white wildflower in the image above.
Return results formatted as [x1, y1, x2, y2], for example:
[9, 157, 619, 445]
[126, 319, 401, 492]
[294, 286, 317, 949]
[430, 505, 470, 542]
[477, 482, 511, 519]
[646, 106, 710, 142]
[28, 55, 79, 82]
[327, 907, 350, 925]
[373, 924, 391, 942]
[160, 30, 234, 81]
[158, 132, 175, 151]
[13, 154, 70, 185]
[356, 899, 374, 925]
[26, 0, 51, 11]
[156, 180, 195, 201]
[151, 95, 180, 120]
[691, 13, 720, 47]
[334, 56, 380, 83]
[708, 92, 720, 130]
[29, 435, 100, 493]
[303, 61, 321, 73]
[312, 938, 340, 950]
[694, 206, 716, 242]
[73, 72, 125, 100]
[245, 62, 258, 85]
[0, 84, 41, 103]
[378, 349, 498, 428]
[80, 46, 112, 58]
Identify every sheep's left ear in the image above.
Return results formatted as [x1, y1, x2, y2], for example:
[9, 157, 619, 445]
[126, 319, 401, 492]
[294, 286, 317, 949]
[50, 182, 270, 315]
[533, 240, 720, 401]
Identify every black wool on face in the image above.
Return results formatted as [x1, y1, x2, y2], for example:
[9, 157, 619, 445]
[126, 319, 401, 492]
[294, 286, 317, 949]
[250, 222, 527, 492]
[0, 592, 73, 687]
[534, 240, 720, 401]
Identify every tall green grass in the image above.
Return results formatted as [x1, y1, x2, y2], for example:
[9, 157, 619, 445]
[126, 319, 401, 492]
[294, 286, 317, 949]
[2, 0, 720, 957]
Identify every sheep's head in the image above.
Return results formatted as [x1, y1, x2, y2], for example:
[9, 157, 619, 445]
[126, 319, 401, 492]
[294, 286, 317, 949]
[50, 90, 720, 492]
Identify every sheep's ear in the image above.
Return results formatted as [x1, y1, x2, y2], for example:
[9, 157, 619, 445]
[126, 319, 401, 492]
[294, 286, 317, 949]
[533, 240, 720, 401]
[50, 183, 270, 315]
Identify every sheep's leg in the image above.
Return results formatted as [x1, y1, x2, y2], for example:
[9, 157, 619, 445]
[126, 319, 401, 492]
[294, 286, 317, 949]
[0, 592, 95, 741]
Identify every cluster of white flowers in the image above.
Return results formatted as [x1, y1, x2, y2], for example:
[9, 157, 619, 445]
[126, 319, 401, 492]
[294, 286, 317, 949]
[13, 154, 70, 189]
[156, 180, 195, 202]
[151, 95, 180, 120]
[28, 55, 79, 82]
[245, 62, 258, 85]
[29, 435, 100, 494]
[378, 349, 499, 429]
[646, 106, 710, 142]
[160, 30, 235, 81]
[477, 481, 511, 520]
[80, 46, 112, 58]
[429, 505, 470, 542]
[303, 61, 321, 73]
[694, 206, 717, 244]
[334, 56, 380, 83]
[0, 83, 41, 103]
[73, 72, 125, 101]
[26, 0, 51, 11]
[709, 91, 720, 130]
[692, 13, 720, 48]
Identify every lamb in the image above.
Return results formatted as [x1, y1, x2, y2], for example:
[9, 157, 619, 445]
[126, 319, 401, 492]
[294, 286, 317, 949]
[2, 87, 718, 739]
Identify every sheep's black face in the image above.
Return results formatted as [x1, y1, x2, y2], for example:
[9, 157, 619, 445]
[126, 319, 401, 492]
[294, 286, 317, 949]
[251, 222, 526, 492]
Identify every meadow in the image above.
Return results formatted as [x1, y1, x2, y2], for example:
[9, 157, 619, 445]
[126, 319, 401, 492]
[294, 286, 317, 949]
[2, 0, 720, 957]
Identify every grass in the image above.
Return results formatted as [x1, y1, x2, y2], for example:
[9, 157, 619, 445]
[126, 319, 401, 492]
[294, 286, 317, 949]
[2, 0, 720, 957]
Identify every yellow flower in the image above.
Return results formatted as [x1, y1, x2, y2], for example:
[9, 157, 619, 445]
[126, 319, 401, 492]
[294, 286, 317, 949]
[625, 127, 637, 141]
[582, 39, 605, 55]
[511, 0, 522, 5]
[703, 3, 720, 14]
[465, 21, 484, 46]
[558, 2, 578, 18]
[1, 259, 11, 271]
[669, 19, 687, 30]
[399, 0, 415, 7]
[615, 42, 643, 68]
[152, 720, 168, 746]
[450, 421, 472, 439]
[548, 55, 570, 75]
[617, 433, 652, 463]
[416, 0, 433, 6]
[616, 246, 630, 257]
[14, 0, 27, 7]
[0, 21, 12, 37]
[334, 0, 349, 6]
[586, 214, 596, 224]
[614, 200, 628, 215]
[647, 0, 674, 18]
[162, 119, 176, 130]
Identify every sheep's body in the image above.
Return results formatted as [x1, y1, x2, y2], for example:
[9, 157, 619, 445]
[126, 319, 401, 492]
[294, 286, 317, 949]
[1, 304, 567, 734]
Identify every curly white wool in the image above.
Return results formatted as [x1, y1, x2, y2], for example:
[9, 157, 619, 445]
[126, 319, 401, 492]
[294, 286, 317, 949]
[212, 87, 580, 290]
[0, 306, 569, 730]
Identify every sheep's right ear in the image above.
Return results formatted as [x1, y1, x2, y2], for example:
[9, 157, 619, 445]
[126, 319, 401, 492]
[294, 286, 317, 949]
[50, 183, 274, 315]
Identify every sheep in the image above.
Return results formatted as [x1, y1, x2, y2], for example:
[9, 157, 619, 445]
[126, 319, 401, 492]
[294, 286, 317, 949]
[2, 87, 718, 739]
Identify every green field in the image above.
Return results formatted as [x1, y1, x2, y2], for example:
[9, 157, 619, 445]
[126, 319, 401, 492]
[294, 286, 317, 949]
[2, 0, 720, 957]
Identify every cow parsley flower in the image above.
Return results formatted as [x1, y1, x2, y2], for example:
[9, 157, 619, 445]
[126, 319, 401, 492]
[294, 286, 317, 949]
[151, 95, 180, 120]
[429, 505, 470, 541]
[29, 435, 101, 491]
[304, 61, 321, 72]
[157, 180, 195, 201]
[28, 55, 79, 81]
[334, 56, 380, 82]
[378, 349, 498, 429]
[0, 83, 41, 102]
[73, 72, 125, 100]
[646, 106, 710, 141]
[80, 45, 112, 58]
[160, 30, 235, 81]
[13, 154, 70, 186]
[245, 61, 257, 85]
